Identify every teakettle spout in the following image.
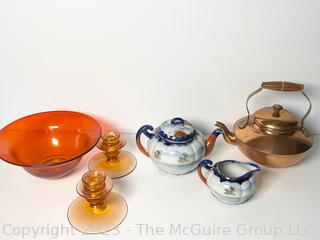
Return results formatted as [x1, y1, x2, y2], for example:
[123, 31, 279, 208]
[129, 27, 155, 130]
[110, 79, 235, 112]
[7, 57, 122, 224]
[215, 121, 236, 145]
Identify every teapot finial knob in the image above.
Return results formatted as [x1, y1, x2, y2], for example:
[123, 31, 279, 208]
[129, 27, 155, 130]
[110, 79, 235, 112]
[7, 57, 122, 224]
[171, 117, 185, 125]
[272, 104, 283, 117]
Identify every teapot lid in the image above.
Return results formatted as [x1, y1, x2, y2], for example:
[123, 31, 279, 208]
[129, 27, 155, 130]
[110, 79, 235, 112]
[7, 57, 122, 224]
[252, 104, 299, 135]
[156, 117, 196, 145]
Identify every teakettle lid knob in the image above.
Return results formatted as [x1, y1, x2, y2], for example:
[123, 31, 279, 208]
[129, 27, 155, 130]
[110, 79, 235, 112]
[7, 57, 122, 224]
[272, 104, 283, 117]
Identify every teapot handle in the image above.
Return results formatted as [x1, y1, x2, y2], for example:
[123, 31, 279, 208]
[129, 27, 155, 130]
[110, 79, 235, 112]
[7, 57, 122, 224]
[197, 160, 214, 185]
[239, 81, 312, 136]
[136, 125, 154, 157]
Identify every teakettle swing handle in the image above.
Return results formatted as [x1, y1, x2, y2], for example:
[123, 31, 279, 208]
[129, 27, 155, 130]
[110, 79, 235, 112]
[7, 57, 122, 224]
[239, 81, 312, 136]
[261, 81, 304, 91]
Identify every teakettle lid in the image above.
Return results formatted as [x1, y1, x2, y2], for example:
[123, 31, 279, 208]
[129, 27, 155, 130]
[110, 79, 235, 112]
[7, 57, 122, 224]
[156, 117, 196, 145]
[252, 104, 299, 135]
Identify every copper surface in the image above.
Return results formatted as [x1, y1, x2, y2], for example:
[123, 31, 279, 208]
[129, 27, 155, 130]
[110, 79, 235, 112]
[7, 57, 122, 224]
[215, 81, 314, 168]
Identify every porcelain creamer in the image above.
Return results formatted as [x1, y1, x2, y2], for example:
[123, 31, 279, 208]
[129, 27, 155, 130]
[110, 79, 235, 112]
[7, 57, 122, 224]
[198, 159, 260, 204]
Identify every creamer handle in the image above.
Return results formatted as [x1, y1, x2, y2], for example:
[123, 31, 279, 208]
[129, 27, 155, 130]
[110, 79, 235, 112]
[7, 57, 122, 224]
[197, 160, 214, 185]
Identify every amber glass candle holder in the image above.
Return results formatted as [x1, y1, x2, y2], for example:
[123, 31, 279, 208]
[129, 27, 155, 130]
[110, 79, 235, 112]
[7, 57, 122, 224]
[88, 130, 137, 178]
[67, 170, 128, 234]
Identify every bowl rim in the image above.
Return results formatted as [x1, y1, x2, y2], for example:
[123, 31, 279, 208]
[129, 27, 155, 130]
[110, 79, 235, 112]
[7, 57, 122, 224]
[0, 110, 102, 168]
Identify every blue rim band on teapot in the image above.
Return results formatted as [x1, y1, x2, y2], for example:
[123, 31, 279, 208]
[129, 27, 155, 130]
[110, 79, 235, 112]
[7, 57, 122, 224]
[157, 117, 196, 146]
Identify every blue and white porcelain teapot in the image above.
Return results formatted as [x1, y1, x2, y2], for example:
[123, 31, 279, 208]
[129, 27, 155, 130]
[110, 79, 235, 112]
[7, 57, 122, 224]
[198, 159, 260, 204]
[136, 117, 222, 175]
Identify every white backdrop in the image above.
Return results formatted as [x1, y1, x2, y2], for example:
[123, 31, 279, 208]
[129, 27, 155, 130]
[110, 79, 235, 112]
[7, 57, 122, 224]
[1, 0, 319, 134]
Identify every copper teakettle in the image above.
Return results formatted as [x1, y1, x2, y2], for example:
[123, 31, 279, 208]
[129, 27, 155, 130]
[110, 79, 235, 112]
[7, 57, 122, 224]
[215, 81, 314, 167]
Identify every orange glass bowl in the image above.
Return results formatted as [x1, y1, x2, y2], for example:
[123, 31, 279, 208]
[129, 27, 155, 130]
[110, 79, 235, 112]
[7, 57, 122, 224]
[0, 111, 101, 178]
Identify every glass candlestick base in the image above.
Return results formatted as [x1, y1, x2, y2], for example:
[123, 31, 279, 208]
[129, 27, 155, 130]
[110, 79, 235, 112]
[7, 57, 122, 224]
[88, 130, 137, 178]
[89, 151, 137, 178]
[67, 170, 128, 234]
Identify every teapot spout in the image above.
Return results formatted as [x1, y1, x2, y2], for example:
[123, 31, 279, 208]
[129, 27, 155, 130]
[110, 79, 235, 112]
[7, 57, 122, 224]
[205, 129, 222, 156]
[215, 121, 236, 145]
